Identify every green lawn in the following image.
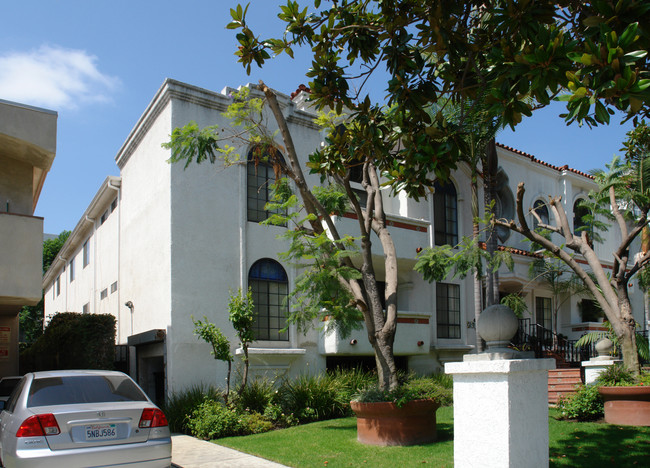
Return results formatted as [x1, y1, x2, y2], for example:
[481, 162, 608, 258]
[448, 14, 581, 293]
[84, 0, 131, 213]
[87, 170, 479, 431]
[216, 407, 650, 467]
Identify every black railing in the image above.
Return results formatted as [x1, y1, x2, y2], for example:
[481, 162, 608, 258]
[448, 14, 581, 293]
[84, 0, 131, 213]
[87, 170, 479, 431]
[513, 319, 596, 366]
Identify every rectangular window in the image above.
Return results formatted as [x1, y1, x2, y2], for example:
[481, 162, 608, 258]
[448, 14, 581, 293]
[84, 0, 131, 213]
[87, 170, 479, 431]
[535, 297, 552, 330]
[100, 210, 108, 225]
[437, 283, 461, 339]
[83, 240, 89, 267]
[69, 259, 75, 282]
[82, 303, 89, 314]
[247, 157, 287, 225]
[100, 289, 108, 300]
[110, 281, 118, 293]
[110, 198, 117, 213]
[251, 279, 289, 341]
[55, 276, 61, 297]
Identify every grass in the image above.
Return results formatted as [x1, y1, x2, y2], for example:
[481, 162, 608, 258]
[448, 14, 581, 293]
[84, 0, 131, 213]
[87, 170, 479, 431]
[215, 407, 650, 467]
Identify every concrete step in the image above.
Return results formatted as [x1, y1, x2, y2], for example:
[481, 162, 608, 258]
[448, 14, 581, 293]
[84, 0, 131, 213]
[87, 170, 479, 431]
[548, 368, 583, 405]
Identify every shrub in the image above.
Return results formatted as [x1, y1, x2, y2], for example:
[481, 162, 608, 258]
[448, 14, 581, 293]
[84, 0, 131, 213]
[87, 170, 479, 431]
[557, 385, 603, 421]
[239, 411, 273, 434]
[328, 367, 376, 414]
[186, 399, 243, 440]
[20, 312, 115, 373]
[596, 363, 637, 386]
[352, 373, 453, 407]
[233, 378, 276, 414]
[262, 402, 299, 427]
[163, 384, 221, 434]
[276, 374, 341, 423]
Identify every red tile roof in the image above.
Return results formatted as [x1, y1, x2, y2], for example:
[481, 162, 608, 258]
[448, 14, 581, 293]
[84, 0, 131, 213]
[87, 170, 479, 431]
[496, 143, 594, 180]
[478, 242, 542, 258]
[291, 84, 311, 100]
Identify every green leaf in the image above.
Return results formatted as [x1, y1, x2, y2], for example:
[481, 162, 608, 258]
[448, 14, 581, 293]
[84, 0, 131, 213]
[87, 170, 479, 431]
[619, 22, 639, 48]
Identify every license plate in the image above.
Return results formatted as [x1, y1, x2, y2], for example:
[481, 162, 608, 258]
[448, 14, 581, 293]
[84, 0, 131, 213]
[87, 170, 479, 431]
[85, 424, 117, 441]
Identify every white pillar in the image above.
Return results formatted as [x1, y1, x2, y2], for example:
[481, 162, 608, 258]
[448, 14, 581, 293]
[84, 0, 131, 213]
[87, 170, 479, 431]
[445, 358, 556, 468]
[582, 358, 620, 385]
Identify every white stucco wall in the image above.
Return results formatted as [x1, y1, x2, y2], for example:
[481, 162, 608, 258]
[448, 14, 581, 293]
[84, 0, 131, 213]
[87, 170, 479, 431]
[118, 103, 173, 345]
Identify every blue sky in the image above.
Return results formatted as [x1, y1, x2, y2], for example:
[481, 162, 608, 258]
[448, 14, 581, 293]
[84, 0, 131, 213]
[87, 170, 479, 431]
[1, 1, 635, 235]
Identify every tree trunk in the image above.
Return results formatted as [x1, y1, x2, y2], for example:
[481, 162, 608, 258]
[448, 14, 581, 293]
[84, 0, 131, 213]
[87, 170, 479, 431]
[471, 173, 484, 352]
[373, 333, 398, 391]
[225, 360, 232, 405]
[619, 325, 641, 376]
[241, 345, 249, 391]
[484, 138, 499, 306]
[643, 291, 650, 331]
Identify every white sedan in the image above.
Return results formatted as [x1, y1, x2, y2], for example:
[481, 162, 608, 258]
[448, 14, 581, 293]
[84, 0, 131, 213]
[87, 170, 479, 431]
[0, 370, 171, 467]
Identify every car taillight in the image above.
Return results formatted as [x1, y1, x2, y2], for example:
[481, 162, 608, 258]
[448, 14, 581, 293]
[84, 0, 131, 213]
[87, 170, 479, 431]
[139, 408, 168, 428]
[16, 414, 61, 437]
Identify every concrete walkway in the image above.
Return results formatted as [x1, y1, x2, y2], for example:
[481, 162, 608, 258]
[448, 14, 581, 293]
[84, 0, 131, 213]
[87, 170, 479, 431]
[171, 434, 289, 468]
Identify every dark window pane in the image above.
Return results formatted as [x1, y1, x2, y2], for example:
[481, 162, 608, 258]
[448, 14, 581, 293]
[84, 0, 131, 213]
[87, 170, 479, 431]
[27, 375, 147, 407]
[434, 181, 458, 246]
[247, 147, 287, 224]
[249, 259, 289, 342]
[437, 283, 461, 339]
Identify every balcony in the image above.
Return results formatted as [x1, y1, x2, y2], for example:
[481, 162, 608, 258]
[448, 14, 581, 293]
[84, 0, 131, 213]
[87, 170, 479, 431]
[319, 312, 431, 356]
[0, 212, 43, 311]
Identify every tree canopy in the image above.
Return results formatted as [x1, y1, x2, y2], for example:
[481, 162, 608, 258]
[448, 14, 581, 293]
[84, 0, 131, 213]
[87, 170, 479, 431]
[230, 0, 649, 199]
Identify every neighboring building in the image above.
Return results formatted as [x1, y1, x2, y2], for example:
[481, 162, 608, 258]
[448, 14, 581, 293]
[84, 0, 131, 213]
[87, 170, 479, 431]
[42, 79, 644, 402]
[0, 99, 57, 377]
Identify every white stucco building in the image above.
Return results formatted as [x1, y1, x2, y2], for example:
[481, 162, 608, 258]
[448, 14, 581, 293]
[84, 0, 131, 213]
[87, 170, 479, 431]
[42, 79, 644, 403]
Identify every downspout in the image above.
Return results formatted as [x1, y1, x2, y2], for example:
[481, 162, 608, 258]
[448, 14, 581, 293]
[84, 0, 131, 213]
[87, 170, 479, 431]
[107, 180, 121, 342]
[84, 216, 96, 315]
[239, 161, 246, 290]
[60, 257, 67, 313]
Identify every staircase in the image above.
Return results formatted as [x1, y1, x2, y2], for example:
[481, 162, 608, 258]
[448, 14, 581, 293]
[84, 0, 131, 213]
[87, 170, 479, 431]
[548, 368, 582, 405]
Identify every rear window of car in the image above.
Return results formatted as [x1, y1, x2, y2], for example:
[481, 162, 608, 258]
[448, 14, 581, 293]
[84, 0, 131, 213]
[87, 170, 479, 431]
[0, 378, 21, 397]
[27, 375, 148, 407]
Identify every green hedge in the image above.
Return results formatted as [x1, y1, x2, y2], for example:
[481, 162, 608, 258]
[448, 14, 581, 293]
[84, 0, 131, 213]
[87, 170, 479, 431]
[20, 312, 116, 373]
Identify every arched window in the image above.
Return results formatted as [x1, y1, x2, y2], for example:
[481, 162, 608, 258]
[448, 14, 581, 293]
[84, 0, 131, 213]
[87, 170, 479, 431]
[532, 199, 549, 231]
[249, 259, 289, 341]
[573, 199, 591, 235]
[434, 180, 458, 246]
[247, 146, 286, 223]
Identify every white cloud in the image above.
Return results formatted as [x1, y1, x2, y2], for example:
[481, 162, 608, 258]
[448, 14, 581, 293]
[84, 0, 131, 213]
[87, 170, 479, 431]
[0, 45, 120, 110]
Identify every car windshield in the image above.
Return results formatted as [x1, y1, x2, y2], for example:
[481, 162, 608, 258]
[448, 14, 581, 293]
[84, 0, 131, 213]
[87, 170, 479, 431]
[0, 378, 21, 397]
[27, 375, 148, 407]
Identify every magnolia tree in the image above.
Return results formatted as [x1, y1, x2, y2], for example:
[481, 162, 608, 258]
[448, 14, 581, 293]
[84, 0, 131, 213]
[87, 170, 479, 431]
[168, 1, 650, 389]
[493, 123, 650, 374]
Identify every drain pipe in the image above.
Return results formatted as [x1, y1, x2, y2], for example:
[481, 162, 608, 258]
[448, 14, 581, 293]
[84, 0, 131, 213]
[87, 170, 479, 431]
[107, 180, 121, 341]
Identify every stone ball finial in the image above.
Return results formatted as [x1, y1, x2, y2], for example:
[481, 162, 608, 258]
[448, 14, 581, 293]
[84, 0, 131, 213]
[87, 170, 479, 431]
[595, 337, 614, 358]
[477, 304, 519, 351]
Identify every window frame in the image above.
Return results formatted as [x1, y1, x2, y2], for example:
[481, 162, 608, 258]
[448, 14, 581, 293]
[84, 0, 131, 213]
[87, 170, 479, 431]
[535, 296, 552, 330]
[433, 181, 458, 246]
[83, 240, 90, 268]
[436, 282, 461, 339]
[246, 146, 287, 224]
[248, 259, 289, 342]
[532, 199, 550, 231]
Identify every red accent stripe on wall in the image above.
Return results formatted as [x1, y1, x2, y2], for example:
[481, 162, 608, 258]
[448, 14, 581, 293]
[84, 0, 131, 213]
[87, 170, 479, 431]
[397, 318, 430, 324]
[342, 212, 428, 232]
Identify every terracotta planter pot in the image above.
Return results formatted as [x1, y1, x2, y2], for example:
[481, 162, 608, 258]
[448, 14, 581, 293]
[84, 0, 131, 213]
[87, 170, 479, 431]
[598, 386, 650, 426]
[350, 399, 440, 446]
